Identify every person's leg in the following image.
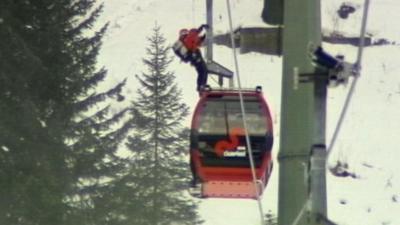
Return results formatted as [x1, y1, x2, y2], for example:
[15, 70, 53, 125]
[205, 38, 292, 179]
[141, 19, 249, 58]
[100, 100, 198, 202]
[192, 52, 208, 91]
[195, 66, 204, 91]
[194, 65, 208, 91]
[199, 60, 208, 87]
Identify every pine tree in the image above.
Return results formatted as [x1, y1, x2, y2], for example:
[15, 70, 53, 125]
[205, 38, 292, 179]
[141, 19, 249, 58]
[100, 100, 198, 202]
[0, 2, 79, 224]
[57, 1, 132, 224]
[121, 24, 202, 225]
[0, 1, 131, 225]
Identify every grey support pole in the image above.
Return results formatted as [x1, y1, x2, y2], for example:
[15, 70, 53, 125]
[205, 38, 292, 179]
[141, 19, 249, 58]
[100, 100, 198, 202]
[206, 0, 213, 62]
[278, 0, 327, 224]
[310, 76, 328, 224]
[206, 0, 223, 87]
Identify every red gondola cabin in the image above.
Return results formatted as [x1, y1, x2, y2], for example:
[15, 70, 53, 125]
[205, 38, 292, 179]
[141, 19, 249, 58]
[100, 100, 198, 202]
[190, 87, 273, 198]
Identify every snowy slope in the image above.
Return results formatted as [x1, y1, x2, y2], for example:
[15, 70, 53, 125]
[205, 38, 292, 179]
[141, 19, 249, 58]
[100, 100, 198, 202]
[96, 0, 400, 224]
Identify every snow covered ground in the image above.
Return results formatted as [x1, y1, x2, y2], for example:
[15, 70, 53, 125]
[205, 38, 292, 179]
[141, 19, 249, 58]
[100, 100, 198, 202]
[96, 0, 400, 224]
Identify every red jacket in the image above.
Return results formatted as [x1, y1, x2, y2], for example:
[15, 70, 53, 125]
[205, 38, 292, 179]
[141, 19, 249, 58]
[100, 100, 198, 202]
[180, 28, 205, 52]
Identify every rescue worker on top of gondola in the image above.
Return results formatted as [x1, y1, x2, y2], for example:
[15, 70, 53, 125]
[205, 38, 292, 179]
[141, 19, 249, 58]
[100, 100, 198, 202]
[173, 24, 209, 92]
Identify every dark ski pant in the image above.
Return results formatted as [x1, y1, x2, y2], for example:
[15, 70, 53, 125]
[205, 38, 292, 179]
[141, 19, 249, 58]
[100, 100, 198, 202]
[189, 50, 208, 91]
[314, 47, 341, 69]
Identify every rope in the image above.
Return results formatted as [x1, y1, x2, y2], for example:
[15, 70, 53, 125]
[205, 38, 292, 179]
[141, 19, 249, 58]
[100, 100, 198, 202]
[327, 0, 371, 161]
[192, 0, 196, 25]
[291, 200, 310, 225]
[226, 1, 265, 224]
[209, 74, 219, 85]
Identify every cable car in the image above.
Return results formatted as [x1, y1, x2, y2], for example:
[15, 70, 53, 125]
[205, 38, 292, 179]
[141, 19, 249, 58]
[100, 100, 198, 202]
[190, 86, 274, 198]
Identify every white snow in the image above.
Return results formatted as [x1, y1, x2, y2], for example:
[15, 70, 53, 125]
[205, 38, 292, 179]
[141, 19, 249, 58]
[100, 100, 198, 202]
[2, 146, 10, 152]
[38, 119, 47, 128]
[97, 0, 400, 224]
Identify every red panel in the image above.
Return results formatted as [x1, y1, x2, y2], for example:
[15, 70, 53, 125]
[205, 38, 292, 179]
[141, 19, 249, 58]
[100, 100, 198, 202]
[194, 152, 272, 182]
[202, 180, 263, 199]
[192, 152, 273, 198]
